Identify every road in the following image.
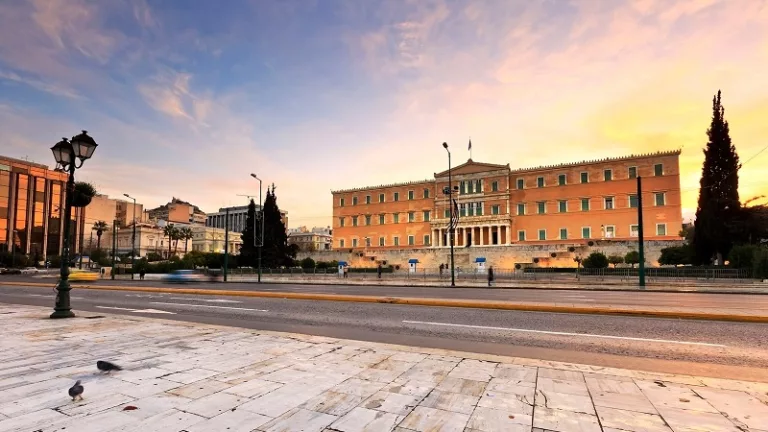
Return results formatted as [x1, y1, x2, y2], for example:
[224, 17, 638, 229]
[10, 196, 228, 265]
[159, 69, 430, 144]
[2, 282, 768, 382]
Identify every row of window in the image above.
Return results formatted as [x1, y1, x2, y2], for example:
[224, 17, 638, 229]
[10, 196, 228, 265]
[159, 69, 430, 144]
[458, 180, 501, 195]
[340, 188, 431, 207]
[339, 210, 432, 227]
[339, 234, 431, 248]
[517, 193, 666, 215]
[519, 223, 669, 241]
[517, 163, 665, 189]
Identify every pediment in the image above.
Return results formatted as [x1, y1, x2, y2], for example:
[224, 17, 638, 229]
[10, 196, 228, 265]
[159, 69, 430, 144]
[435, 159, 510, 178]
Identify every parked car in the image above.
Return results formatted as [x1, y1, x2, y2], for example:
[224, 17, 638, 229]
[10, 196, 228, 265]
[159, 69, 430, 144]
[0, 268, 21, 275]
[20, 267, 39, 274]
[69, 269, 99, 282]
[163, 270, 204, 284]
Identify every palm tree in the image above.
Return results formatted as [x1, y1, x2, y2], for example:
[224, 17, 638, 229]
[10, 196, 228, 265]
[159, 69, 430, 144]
[180, 227, 193, 255]
[92, 221, 108, 251]
[163, 224, 175, 258]
[172, 226, 182, 255]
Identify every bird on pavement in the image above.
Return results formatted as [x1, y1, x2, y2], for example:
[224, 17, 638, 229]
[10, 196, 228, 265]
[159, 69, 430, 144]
[68, 381, 84, 401]
[97, 360, 122, 373]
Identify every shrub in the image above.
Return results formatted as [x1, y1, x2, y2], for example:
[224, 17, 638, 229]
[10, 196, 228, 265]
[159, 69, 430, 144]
[658, 245, 694, 266]
[607, 255, 624, 268]
[582, 252, 609, 269]
[146, 252, 163, 262]
[753, 248, 768, 279]
[625, 251, 640, 268]
[728, 244, 759, 269]
[300, 257, 316, 269]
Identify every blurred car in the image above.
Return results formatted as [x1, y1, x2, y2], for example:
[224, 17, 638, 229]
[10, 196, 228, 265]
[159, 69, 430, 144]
[69, 269, 99, 282]
[163, 270, 204, 283]
[20, 267, 39, 274]
[0, 268, 21, 275]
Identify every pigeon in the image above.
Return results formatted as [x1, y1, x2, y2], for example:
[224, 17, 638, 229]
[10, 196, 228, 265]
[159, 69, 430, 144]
[97, 360, 122, 373]
[68, 380, 84, 401]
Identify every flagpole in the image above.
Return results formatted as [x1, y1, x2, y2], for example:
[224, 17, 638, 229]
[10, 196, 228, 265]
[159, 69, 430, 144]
[468, 138, 472, 160]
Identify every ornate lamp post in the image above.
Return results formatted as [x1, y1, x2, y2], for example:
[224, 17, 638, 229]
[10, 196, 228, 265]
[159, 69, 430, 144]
[250, 174, 264, 283]
[123, 193, 137, 279]
[442, 142, 458, 287]
[50, 131, 98, 318]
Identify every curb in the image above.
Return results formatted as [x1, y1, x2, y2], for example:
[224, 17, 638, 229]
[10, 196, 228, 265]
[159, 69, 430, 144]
[4, 281, 768, 323]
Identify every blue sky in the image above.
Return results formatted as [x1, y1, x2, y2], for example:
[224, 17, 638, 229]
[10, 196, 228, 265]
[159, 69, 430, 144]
[1, 0, 767, 227]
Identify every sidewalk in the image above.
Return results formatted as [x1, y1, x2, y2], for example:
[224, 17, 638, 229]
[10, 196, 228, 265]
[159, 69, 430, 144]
[1, 305, 767, 432]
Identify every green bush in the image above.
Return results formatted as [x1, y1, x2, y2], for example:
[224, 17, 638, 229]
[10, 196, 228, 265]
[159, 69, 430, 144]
[752, 247, 768, 279]
[607, 255, 624, 268]
[146, 252, 163, 262]
[582, 252, 609, 269]
[728, 244, 758, 269]
[300, 257, 316, 269]
[658, 245, 694, 266]
[624, 251, 640, 268]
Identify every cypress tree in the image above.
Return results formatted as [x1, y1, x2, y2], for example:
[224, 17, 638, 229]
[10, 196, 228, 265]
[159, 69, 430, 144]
[239, 199, 258, 267]
[693, 90, 741, 265]
[261, 185, 295, 268]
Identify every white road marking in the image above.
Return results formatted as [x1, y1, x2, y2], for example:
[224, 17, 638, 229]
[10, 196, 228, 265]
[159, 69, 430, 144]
[150, 302, 268, 312]
[95, 305, 176, 315]
[25, 294, 47, 297]
[167, 297, 242, 304]
[402, 320, 727, 347]
[96, 306, 136, 311]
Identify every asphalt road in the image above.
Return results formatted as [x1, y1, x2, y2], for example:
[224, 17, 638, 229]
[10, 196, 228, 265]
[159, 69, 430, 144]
[2, 283, 768, 382]
[7, 276, 768, 312]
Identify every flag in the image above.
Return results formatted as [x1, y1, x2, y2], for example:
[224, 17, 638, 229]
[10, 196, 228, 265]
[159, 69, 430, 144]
[468, 139, 472, 151]
[449, 198, 459, 231]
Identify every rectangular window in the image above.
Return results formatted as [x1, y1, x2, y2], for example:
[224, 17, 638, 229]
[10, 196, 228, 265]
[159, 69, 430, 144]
[352, 238, 358, 247]
[559, 200, 567, 213]
[444, 209, 450, 218]
[365, 237, 371, 247]
[352, 216, 358, 227]
[582, 227, 591, 239]
[604, 169, 612, 181]
[604, 197, 614, 210]
[654, 163, 663, 176]
[517, 203, 525, 216]
[537, 176, 545, 188]
[492, 205, 500, 215]
[379, 193, 385, 203]
[393, 192, 399, 202]
[580, 172, 589, 183]
[352, 197, 358, 205]
[656, 224, 667, 236]
[424, 234, 430, 245]
[365, 195, 371, 204]
[379, 237, 385, 246]
[476, 203, 483, 216]
[408, 212, 415, 222]
[393, 237, 400, 246]
[630, 224, 639, 237]
[475, 179, 482, 193]
[408, 235, 415, 246]
[537, 201, 546, 214]
[558, 174, 566, 186]
[408, 190, 414, 200]
[581, 198, 590, 211]
[605, 225, 616, 238]
[365, 215, 371, 226]
[340, 198, 345, 207]
[629, 194, 638, 208]
[379, 214, 385, 225]
[655, 192, 666, 206]
[423, 189, 430, 199]
[538, 229, 546, 241]
[393, 213, 400, 224]
[559, 228, 568, 240]
[518, 231, 526, 241]
[423, 210, 430, 222]
[340, 239, 345, 248]
[516, 178, 524, 189]
[339, 217, 345, 227]
[628, 166, 637, 179]
[492, 181, 498, 192]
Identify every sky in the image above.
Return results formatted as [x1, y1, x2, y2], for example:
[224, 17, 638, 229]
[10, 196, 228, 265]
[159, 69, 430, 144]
[1, 0, 767, 227]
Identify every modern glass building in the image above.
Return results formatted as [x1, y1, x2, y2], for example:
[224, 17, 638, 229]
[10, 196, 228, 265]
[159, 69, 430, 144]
[1, 155, 69, 261]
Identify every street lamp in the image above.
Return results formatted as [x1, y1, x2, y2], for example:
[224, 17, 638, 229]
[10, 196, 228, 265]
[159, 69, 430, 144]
[50, 130, 98, 318]
[442, 142, 457, 287]
[250, 173, 264, 283]
[123, 193, 137, 279]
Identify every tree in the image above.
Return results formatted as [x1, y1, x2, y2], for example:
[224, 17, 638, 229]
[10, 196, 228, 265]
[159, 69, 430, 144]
[180, 227, 193, 255]
[239, 199, 258, 267]
[582, 252, 609, 269]
[146, 252, 162, 262]
[607, 255, 624, 268]
[300, 257, 316, 269]
[92, 221, 108, 251]
[658, 245, 693, 266]
[624, 250, 640, 268]
[163, 224, 176, 258]
[261, 185, 294, 268]
[693, 90, 741, 265]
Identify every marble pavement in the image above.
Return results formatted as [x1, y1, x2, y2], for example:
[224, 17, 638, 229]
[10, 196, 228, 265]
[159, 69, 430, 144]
[1, 304, 767, 432]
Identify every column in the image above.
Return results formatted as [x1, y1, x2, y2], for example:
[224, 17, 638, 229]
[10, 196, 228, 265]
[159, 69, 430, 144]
[508, 225, 513, 244]
[435, 229, 440, 247]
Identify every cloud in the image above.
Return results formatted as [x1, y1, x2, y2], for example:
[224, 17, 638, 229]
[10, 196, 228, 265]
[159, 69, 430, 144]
[0, 70, 82, 99]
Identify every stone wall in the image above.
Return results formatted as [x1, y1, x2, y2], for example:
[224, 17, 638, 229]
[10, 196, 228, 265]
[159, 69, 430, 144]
[297, 240, 684, 269]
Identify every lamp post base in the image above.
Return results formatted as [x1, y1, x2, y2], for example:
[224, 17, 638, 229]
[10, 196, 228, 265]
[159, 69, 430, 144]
[50, 309, 75, 319]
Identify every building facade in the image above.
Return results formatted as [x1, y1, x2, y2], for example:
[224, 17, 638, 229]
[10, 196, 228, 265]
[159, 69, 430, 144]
[332, 151, 683, 250]
[206, 205, 289, 233]
[146, 198, 206, 226]
[288, 226, 333, 251]
[191, 226, 242, 254]
[1, 155, 69, 261]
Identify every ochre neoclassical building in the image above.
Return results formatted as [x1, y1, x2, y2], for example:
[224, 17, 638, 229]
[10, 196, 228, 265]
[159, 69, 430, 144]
[332, 150, 683, 250]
